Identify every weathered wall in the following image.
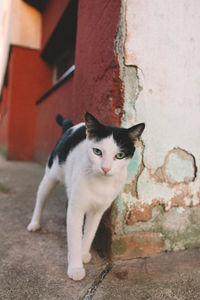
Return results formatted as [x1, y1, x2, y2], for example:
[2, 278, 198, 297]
[110, 0, 200, 258]
[72, 0, 123, 125]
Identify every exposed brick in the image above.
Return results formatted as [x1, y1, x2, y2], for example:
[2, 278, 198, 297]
[126, 202, 154, 225]
[111, 232, 164, 260]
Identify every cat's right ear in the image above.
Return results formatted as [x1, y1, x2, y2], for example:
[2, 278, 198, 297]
[85, 112, 101, 139]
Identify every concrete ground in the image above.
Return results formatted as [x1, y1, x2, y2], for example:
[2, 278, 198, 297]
[1, 156, 200, 300]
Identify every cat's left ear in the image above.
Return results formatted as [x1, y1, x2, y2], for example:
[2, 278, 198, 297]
[85, 112, 101, 139]
[127, 123, 145, 143]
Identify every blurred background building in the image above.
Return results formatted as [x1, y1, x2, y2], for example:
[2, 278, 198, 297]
[0, 0, 121, 161]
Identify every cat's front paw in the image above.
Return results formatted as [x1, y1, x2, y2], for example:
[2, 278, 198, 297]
[82, 252, 92, 264]
[67, 266, 86, 281]
[27, 221, 40, 232]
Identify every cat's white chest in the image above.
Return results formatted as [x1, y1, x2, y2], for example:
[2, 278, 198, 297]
[78, 171, 126, 211]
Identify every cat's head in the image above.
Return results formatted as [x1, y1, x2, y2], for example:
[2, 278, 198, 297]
[85, 112, 145, 176]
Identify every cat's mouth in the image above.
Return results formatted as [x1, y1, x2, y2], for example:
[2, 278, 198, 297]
[100, 171, 113, 177]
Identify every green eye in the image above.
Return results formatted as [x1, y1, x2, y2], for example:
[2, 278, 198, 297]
[93, 148, 102, 156]
[115, 152, 126, 159]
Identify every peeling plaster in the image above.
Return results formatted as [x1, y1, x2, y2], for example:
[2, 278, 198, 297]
[124, 0, 200, 171]
[163, 148, 196, 185]
[112, 0, 145, 235]
[114, 0, 142, 129]
[124, 158, 200, 226]
[115, 0, 200, 224]
[112, 0, 200, 258]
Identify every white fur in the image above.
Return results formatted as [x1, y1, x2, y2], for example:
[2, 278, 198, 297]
[27, 126, 130, 281]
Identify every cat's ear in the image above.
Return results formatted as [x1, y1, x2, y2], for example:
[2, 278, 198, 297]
[85, 112, 101, 139]
[127, 123, 145, 143]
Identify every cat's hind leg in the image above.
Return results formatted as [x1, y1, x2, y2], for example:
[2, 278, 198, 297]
[82, 210, 104, 264]
[27, 172, 58, 232]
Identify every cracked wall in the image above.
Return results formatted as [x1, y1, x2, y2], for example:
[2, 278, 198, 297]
[110, 0, 200, 259]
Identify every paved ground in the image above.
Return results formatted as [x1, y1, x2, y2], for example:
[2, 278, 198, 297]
[1, 156, 200, 300]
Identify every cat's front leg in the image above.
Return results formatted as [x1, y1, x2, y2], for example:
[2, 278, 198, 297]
[82, 210, 104, 264]
[67, 204, 85, 281]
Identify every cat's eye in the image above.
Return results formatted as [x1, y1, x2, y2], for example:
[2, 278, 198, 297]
[93, 148, 102, 156]
[115, 152, 126, 160]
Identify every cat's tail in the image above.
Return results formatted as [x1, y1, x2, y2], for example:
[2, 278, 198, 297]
[56, 114, 73, 134]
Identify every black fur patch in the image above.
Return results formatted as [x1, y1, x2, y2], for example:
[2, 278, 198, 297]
[48, 125, 86, 168]
[90, 125, 136, 158]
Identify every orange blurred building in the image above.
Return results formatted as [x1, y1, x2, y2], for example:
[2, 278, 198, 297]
[0, 0, 122, 162]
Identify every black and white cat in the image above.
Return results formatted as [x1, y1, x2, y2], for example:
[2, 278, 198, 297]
[27, 112, 145, 281]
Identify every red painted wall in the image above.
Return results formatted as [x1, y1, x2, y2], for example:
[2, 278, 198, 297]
[35, 0, 123, 162]
[35, 77, 74, 163]
[7, 46, 52, 160]
[72, 0, 123, 125]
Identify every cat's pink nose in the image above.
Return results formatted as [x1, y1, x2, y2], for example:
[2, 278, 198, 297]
[102, 167, 111, 175]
